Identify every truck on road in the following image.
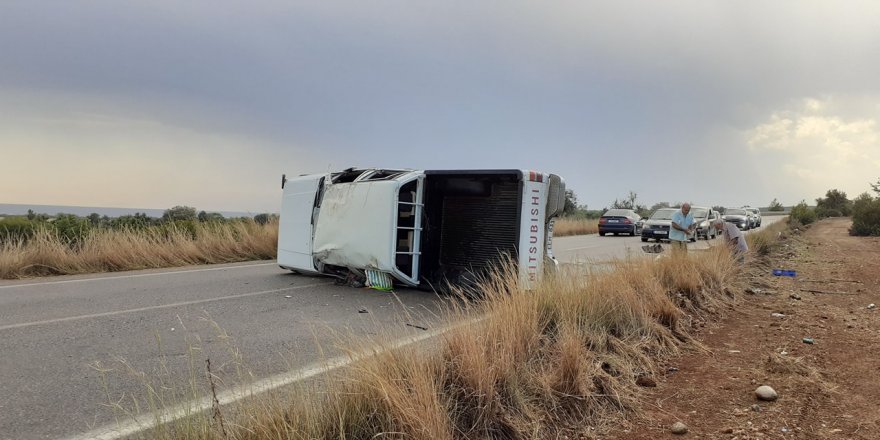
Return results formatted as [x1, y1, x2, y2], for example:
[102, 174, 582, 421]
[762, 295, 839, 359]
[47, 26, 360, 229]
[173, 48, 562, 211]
[278, 168, 565, 291]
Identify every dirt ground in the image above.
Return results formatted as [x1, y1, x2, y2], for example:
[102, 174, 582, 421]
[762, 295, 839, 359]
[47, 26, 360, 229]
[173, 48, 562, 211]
[607, 218, 880, 439]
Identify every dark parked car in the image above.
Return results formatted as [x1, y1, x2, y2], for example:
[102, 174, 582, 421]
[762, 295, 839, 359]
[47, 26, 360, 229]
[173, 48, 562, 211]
[723, 208, 751, 230]
[599, 209, 642, 236]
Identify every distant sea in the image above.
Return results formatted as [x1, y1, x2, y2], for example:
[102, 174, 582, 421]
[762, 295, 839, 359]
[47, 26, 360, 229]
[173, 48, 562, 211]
[0, 203, 269, 219]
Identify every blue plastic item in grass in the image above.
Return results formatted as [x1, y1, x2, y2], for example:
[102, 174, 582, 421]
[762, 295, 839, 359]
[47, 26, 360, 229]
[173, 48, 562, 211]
[772, 269, 797, 277]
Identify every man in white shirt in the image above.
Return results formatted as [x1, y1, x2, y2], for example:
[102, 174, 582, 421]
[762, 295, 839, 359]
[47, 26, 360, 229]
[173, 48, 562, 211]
[670, 203, 696, 254]
[713, 218, 748, 262]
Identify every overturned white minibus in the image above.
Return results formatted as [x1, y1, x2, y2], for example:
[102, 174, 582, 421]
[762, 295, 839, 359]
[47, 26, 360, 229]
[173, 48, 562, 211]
[277, 168, 565, 290]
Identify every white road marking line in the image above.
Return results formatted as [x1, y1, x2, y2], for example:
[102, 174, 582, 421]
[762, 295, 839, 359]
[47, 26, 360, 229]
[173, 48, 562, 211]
[0, 262, 277, 290]
[0, 282, 332, 332]
[61, 322, 466, 440]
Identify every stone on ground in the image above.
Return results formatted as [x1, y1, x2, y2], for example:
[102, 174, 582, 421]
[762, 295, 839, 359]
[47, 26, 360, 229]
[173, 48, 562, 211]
[755, 385, 778, 401]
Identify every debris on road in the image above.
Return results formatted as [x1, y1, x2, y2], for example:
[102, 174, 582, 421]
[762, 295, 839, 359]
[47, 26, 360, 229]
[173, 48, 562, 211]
[406, 323, 428, 331]
[868, 303, 876, 309]
[771, 312, 785, 318]
[802, 337, 815, 344]
[641, 243, 664, 254]
[772, 269, 797, 277]
[789, 293, 802, 300]
[358, 308, 369, 314]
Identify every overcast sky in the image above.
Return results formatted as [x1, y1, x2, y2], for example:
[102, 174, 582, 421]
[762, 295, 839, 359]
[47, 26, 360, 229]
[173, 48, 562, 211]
[2, 1, 879, 213]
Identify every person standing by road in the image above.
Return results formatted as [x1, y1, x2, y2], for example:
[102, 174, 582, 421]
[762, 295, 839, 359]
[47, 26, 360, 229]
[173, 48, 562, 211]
[670, 203, 696, 254]
[713, 218, 749, 263]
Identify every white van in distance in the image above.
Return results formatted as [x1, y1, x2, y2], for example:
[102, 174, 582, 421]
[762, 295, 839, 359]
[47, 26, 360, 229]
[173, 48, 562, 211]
[278, 168, 565, 290]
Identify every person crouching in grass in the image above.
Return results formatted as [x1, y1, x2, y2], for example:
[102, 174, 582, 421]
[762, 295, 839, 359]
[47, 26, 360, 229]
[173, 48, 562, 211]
[713, 218, 748, 263]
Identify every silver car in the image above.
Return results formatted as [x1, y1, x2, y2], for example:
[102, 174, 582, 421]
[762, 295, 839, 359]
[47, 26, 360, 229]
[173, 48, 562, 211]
[744, 207, 762, 228]
[692, 207, 717, 239]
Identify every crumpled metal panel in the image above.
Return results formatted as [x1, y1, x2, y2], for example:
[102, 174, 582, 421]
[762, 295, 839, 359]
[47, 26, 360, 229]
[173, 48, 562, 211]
[312, 181, 397, 271]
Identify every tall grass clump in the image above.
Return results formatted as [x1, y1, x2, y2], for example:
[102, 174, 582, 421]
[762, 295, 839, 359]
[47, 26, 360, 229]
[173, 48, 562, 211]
[0, 219, 278, 279]
[746, 217, 789, 257]
[118, 244, 754, 440]
[554, 217, 599, 237]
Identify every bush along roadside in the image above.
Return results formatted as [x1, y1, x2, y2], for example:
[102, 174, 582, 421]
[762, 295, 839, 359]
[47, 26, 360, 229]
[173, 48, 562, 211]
[111, 221, 791, 440]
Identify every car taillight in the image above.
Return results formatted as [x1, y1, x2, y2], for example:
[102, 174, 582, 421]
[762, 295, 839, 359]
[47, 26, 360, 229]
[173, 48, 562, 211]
[623, 219, 632, 224]
[599, 218, 607, 224]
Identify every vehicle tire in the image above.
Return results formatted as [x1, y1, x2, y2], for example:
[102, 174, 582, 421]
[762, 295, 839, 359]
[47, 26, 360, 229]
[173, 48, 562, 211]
[641, 237, 648, 242]
[599, 231, 605, 236]
[630, 226, 637, 236]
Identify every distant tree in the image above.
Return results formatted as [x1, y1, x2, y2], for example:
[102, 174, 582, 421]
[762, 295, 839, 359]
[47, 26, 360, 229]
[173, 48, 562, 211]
[610, 191, 647, 214]
[26, 209, 35, 221]
[768, 199, 784, 212]
[162, 206, 198, 222]
[815, 189, 851, 218]
[254, 213, 271, 225]
[111, 212, 154, 230]
[87, 212, 102, 226]
[199, 211, 225, 222]
[870, 177, 880, 196]
[562, 190, 580, 217]
[712, 205, 726, 214]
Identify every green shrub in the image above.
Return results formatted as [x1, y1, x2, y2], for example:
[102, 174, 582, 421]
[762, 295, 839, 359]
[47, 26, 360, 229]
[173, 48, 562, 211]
[50, 214, 93, 244]
[110, 213, 155, 230]
[814, 206, 842, 218]
[789, 201, 816, 226]
[850, 193, 880, 236]
[0, 217, 36, 242]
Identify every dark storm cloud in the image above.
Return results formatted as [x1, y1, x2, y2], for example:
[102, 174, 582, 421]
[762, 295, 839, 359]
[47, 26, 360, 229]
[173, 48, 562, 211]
[2, 1, 880, 210]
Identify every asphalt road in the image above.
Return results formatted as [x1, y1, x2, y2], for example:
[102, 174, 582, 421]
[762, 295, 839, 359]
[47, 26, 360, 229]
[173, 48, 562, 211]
[0, 216, 784, 439]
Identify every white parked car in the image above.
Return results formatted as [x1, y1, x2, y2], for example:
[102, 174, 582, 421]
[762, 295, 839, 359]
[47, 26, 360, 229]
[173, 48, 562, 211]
[743, 207, 762, 227]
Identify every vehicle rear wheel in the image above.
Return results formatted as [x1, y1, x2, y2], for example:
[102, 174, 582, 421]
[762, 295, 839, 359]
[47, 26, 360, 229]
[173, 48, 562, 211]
[599, 231, 605, 236]
[630, 226, 637, 236]
[641, 237, 648, 242]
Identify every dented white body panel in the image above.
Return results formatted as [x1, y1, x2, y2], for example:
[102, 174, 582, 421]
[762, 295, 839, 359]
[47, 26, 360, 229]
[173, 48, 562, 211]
[312, 180, 398, 271]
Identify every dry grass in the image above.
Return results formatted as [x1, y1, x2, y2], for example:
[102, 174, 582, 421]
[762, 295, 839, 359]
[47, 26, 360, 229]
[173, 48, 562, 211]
[113, 242, 754, 440]
[0, 220, 278, 279]
[746, 217, 789, 257]
[554, 217, 599, 237]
